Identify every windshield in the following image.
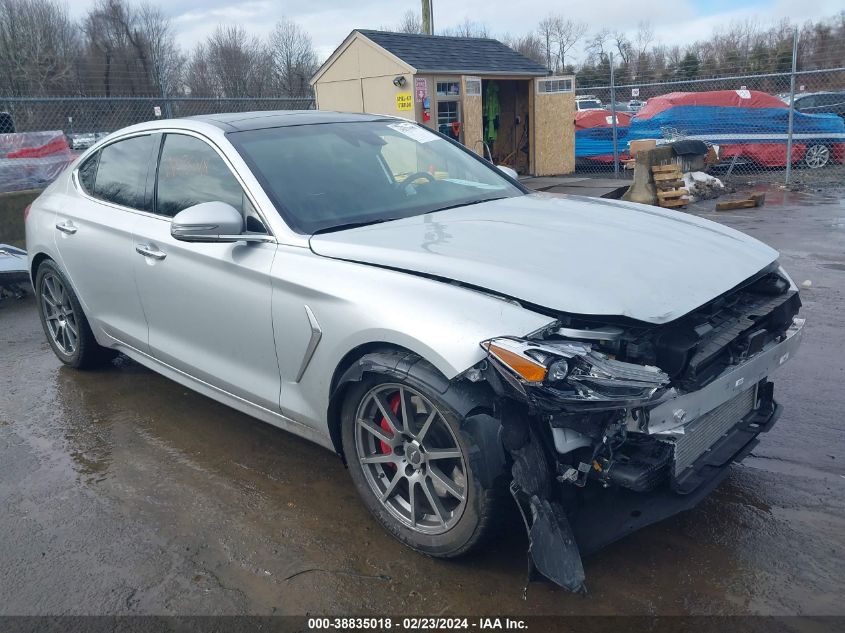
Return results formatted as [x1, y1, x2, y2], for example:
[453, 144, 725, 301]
[577, 100, 602, 110]
[228, 120, 524, 234]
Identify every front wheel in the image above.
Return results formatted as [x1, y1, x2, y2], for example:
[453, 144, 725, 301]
[804, 143, 831, 169]
[341, 368, 504, 558]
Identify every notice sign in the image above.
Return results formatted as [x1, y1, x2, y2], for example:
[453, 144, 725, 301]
[396, 92, 413, 111]
[415, 77, 427, 102]
[153, 105, 162, 117]
[631, 88, 640, 97]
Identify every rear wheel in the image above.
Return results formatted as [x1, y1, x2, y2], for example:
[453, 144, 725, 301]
[804, 143, 830, 169]
[341, 368, 504, 558]
[35, 260, 116, 369]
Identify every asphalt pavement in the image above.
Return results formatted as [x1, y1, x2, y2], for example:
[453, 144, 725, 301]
[1, 186, 843, 616]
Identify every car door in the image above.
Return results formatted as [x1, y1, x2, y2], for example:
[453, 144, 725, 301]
[53, 133, 158, 352]
[131, 132, 280, 410]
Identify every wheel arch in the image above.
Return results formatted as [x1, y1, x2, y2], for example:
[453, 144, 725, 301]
[326, 343, 498, 467]
[30, 251, 51, 285]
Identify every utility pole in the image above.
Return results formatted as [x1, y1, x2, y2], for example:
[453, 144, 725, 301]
[421, 0, 433, 35]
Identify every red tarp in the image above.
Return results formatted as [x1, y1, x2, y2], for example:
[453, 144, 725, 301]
[574, 109, 632, 130]
[636, 90, 788, 120]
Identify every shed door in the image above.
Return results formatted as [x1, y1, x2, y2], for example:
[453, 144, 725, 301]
[532, 76, 575, 176]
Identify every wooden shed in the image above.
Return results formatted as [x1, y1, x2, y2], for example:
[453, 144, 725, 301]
[311, 30, 576, 176]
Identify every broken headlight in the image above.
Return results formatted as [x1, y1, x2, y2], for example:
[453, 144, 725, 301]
[481, 336, 670, 405]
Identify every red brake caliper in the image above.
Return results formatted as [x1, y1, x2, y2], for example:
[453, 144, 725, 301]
[379, 393, 402, 466]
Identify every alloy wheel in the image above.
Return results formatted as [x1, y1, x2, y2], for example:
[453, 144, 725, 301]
[40, 272, 79, 355]
[354, 383, 468, 535]
[804, 144, 830, 169]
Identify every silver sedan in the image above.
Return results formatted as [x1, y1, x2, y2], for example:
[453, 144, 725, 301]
[25, 111, 803, 591]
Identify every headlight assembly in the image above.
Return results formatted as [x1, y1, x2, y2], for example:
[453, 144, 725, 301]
[481, 336, 670, 405]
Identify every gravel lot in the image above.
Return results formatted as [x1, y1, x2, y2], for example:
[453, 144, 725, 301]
[1, 186, 843, 616]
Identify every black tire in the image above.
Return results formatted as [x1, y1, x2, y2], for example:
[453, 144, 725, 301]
[340, 360, 505, 558]
[35, 259, 116, 369]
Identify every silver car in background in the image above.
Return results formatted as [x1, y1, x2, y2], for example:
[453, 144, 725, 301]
[25, 111, 804, 592]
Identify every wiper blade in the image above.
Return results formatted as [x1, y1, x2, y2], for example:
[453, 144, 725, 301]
[428, 196, 507, 214]
[311, 217, 399, 235]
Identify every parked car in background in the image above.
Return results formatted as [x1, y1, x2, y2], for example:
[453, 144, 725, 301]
[627, 90, 845, 168]
[790, 91, 845, 119]
[575, 95, 604, 111]
[68, 133, 97, 150]
[627, 99, 644, 112]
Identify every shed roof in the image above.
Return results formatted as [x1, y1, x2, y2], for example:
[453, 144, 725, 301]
[355, 30, 549, 77]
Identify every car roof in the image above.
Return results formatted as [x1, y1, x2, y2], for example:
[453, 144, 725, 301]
[186, 110, 392, 132]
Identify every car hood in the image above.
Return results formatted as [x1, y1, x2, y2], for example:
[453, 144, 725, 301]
[309, 193, 779, 324]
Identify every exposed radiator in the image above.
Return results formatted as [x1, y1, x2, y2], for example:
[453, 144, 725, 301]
[673, 386, 756, 475]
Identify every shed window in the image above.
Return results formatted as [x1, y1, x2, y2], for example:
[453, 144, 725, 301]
[436, 81, 460, 97]
[537, 78, 573, 94]
[437, 101, 459, 128]
[465, 77, 481, 96]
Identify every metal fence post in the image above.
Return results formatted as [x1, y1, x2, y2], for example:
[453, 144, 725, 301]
[159, 79, 173, 119]
[784, 29, 799, 186]
[609, 52, 620, 178]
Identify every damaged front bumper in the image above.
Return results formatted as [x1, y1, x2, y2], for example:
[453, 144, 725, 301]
[480, 316, 804, 592]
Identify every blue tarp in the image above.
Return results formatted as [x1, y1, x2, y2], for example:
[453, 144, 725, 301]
[626, 106, 845, 145]
[575, 127, 630, 158]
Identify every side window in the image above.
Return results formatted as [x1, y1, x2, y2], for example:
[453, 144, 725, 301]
[155, 134, 248, 219]
[797, 95, 815, 109]
[94, 135, 155, 210]
[77, 152, 99, 195]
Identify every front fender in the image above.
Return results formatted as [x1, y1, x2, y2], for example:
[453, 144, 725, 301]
[271, 246, 554, 429]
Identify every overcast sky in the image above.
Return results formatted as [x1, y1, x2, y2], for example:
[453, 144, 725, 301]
[65, 0, 843, 62]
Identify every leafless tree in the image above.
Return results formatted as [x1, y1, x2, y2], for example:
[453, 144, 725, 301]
[269, 17, 318, 98]
[538, 15, 586, 72]
[83, 0, 155, 96]
[443, 18, 489, 38]
[553, 18, 587, 69]
[612, 31, 632, 65]
[184, 43, 216, 97]
[585, 28, 611, 63]
[138, 3, 183, 96]
[397, 9, 422, 34]
[204, 25, 271, 98]
[501, 32, 546, 67]
[80, 0, 182, 97]
[0, 0, 80, 96]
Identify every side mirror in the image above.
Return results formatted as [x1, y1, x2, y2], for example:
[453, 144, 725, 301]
[170, 201, 272, 243]
[497, 165, 519, 180]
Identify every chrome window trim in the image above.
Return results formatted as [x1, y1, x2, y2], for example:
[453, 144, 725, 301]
[71, 127, 279, 241]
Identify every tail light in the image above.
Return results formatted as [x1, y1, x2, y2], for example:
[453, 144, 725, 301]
[23, 204, 32, 221]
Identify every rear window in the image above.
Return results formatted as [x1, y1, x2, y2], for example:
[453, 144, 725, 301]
[94, 134, 155, 210]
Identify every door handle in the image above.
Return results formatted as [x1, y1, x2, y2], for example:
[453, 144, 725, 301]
[135, 244, 167, 261]
[55, 222, 77, 235]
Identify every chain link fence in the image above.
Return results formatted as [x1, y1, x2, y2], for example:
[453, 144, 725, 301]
[0, 96, 314, 192]
[0, 96, 314, 137]
[574, 57, 845, 189]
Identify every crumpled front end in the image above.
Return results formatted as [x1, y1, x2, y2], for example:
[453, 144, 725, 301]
[472, 264, 804, 592]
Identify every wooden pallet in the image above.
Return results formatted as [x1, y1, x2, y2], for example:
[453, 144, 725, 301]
[657, 188, 689, 199]
[651, 164, 688, 208]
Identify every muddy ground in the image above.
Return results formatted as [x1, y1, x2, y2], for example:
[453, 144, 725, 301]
[1, 187, 844, 616]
